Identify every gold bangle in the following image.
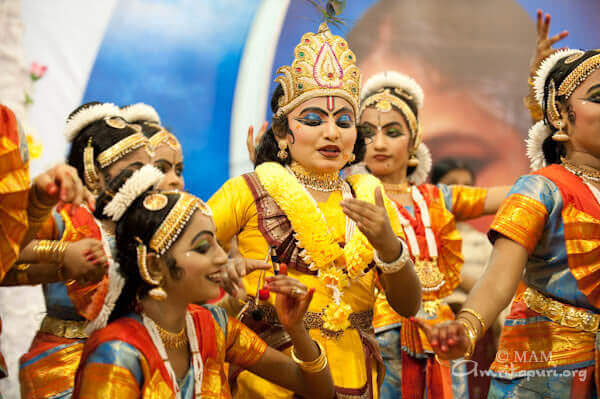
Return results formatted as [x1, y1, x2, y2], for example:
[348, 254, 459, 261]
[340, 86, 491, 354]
[459, 308, 486, 332]
[457, 319, 477, 359]
[28, 185, 54, 224]
[16, 263, 31, 285]
[33, 240, 68, 264]
[291, 340, 328, 373]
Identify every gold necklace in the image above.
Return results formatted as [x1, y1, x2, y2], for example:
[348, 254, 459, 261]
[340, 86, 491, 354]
[561, 157, 600, 183]
[383, 182, 410, 194]
[288, 162, 343, 192]
[155, 322, 188, 350]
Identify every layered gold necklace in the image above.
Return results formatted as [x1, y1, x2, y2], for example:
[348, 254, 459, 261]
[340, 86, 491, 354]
[383, 182, 410, 194]
[288, 161, 343, 192]
[561, 157, 600, 183]
[155, 322, 188, 350]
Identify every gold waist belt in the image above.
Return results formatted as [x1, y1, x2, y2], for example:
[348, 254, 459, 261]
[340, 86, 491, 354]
[39, 316, 88, 339]
[248, 302, 373, 338]
[523, 287, 600, 333]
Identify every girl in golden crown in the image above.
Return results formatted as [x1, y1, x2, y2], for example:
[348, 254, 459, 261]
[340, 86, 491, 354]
[209, 23, 421, 398]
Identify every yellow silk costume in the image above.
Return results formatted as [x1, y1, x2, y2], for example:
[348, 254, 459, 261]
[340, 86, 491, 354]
[209, 164, 405, 399]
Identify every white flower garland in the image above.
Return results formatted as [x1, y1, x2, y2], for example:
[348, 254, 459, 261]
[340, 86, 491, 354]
[407, 143, 432, 185]
[533, 49, 583, 106]
[525, 120, 552, 170]
[84, 219, 124, 335]
[120, 103, 161, 124]
[142, 312, 203, 398]
[361, 71, 424, 109]
[103, 165, 164, 222]
[64, 103, 120, 142]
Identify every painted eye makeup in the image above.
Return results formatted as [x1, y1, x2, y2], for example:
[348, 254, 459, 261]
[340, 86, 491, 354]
[175, 164, 184, 177]
[296, 112, 322, 126]
[154, 160, 170, 174]
[358, 124, 376, 138]
[193, 239, 211, 254]
[385, 127, 405, 138]
[585, 90, 600, 103]
[336, 114, 354, 128]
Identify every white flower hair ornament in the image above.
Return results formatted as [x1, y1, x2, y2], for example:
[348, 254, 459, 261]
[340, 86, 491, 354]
[525, 120, 553, 171]
[361, 71, 424, 109]
[64, 102, 120, 142]
[533, 49, 583, 107]
[120, 103, 161, 124]
[103, 165, 164, 222]
[407, 143, 432, 185]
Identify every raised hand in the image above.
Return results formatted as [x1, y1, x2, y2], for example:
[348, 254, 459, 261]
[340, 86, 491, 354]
[340, 186, 401, 261]
[266, 274, 314, 330]
[216, 257, 271, 300]
[247, 121, 269, 164]
[33, 163, 96, 213]
[531, 10, 569, 78]
[63, 238, 108, 283]
[414, 318, 471, 361]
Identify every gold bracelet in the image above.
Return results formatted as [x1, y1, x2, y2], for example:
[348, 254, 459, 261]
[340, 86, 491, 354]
[15, 263, 31, 285]
[291, 340, 328, 373]
[459, 308, 486, 332]
[28, 185, 54, 224]
[457, 319, 478, 359]
[33, 240, 68, 264]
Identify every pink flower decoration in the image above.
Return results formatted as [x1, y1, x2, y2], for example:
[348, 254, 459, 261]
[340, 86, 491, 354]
[30, 62, 47, 80]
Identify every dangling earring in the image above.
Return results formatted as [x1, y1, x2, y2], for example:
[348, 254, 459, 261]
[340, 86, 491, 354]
[136, 238, 167, 301]
[407, 151, 419, 167]
[278, 142, 288, 160]
[349, 153, 356, 163]
[83, 138, 101, 195]
[552, 120, 569, 142]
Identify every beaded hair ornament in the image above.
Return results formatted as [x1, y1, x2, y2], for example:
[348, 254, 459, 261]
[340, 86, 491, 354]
[360, 71, 431, 185]
[527, 49, 600, 170]
[274, 22, 361, 118]
[136, 192, 212, 300]
[65, 102, 152, 192]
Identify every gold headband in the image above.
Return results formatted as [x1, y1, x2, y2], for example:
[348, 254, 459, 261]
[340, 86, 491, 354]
[360, 89, 421, 149]
[558, 53, 600, 99]
[274, 23, 360, 118]
[148, 193, 212, 255]
[96, 133, 150, 169]
[148, 128, 181, 153]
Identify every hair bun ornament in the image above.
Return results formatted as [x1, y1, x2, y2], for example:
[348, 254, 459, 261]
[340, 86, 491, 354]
[103, 165, 164, 222]
[526, 120, 553, 170]
[361, 71, 424, 109]
[407, 143, 432, 185]
[64, 102, 121, 142]
[533, 49, 583, 107]
[120, 103, 161, 124]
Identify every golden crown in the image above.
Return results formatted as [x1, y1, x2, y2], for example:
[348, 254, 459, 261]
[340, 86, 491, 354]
[274, 23, 361, 118]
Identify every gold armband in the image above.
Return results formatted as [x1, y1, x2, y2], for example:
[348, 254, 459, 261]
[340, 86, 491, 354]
[34, 240, 68, 264]
[291, 340, 328, 373]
